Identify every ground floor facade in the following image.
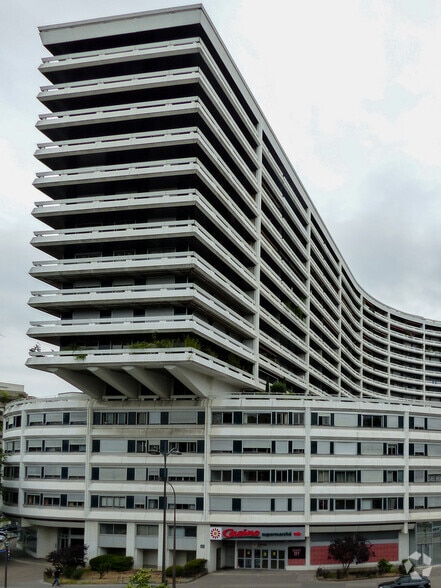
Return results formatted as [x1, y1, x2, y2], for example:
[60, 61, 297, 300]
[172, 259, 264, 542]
[18, 520, 437, 571]
[4, 393, 441, 571]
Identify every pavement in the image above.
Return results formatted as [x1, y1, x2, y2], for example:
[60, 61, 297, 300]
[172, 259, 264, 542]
[3, 546, 441, 588]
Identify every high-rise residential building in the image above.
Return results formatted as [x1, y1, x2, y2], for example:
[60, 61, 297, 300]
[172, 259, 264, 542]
[4, 3, 441, 571]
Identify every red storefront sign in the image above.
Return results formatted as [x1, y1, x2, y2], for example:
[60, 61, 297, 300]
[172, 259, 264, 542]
[210, 526, 304, 541]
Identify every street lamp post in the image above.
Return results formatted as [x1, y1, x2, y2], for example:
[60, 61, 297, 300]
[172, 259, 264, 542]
[167, 481, 177, 588]
[156, 444, 179, 585]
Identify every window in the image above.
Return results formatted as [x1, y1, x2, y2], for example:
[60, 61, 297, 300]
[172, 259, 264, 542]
[243, 412, 271, 425]
[274, 470, 288, 483]
[335, 471, 356, 483]
[211, 470, 232, 482]
[387, 415, 399, 428]
[241, 497, 270, 512]
[360, 469, 382, 483]
[427, 444, 441, 456]
[412, 496, 425, 509]
[316, 440, 331, 454]
[170, 441, 198, 453]
[5, 440, 20, 453]
[274, 440, 289, 453]
[413, 470, 425, 482]
[44, 439, 62, 452]
[361, 442, 383, 455]
[169, 468, 198, 482]
[334, 413, 358, 427]
[242, 440, 271, 453]
[99, 496, 126, 508]
[99, 468, 126, 481]
[413, 417, 425, 430]
[99, 438, 127, 452]
[147, 468, 160, 481]
[45, 412, 63, 425]
[134, 496, 146, 509]
[101, 412, 127, 425]
[292, 470, 304, 483]
[100, 524, 126, 535]
[212, 412, 233, 424]
[4, 466, 20, 479]
[147, 498, 159, 509]
[173, 526, 196, 538]
[211, 439, 233, 453]
[242, 470, 270, 482]
[26, 494, 41, 505]
[169, 411, 198, 424]
[318, 499, 329, 511]
[274, 412, 289, 425]
[427, 471, 441, 482]
[335, 499, 356, 510]
[43, 495, 60, 506]
[362, 414, 383, 428]
[69, 440, 86, 452]
[428, 496, 441, 508]
[317, 470, 331, 483]
[27, 439, 43, 452]
[137, 525, 158, 536]
[386, 497, 398, 510]
[136, 412, 148, 425]
[292, 440, 305, 454]
[334, 442, 357, 455]
[27, 413, 44, 426]
[68, 466, 85, 479]
[292, 412, 304, 425]
[318, 413, 331, 426]
[361, 497, 382, 510]
[413, 444, 426, 456]
[69, 411, 87, 425]
[44, 466, 61, 479]
[5, 415, 21, 429]
[26, 466, 42, 479]
[67, 494, 84, 507]
[427, 417, 441, 431]
[386, 470, 403, 483]
[387, 444, 398, 456]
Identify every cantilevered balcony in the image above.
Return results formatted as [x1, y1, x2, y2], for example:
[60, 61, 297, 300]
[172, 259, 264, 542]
[29, 282, 256, 339]
[39, 37, 204, 81]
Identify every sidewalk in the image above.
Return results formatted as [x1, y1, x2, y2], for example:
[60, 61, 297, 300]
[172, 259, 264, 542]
[5, 547, 441, 588]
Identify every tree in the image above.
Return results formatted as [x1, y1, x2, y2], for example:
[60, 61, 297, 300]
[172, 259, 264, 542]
[47, 544, 87, 572]
[328, 535, 375, 575]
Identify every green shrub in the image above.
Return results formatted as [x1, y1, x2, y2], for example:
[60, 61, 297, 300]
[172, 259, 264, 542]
[89, 554, 112, 572]
[126, 568, 154, 588]
[111, 555, 134, 572]
[63, 565, 76, 578]
[271, 380, 287, 393]
[165, 564, 184, 577]
[89, 554, 133, 575]
[71, 567, 84, 579]
[378, 558, 393, 574]
[182, 558, 207, 576]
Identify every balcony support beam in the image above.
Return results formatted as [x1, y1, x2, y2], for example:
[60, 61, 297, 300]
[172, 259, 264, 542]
[47, 367, 105, 399]
[87, 366, 139, 398]
[122, 366, 171, 399]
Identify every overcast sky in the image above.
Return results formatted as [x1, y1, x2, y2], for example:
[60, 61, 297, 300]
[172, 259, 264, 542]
[1, 0, 441, 398]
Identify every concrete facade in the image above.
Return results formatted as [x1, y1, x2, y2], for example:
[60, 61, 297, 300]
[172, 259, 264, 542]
[6, 3, 441, 572]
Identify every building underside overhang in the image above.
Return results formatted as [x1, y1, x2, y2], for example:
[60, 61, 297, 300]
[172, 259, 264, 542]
[26, 350, 258, 399]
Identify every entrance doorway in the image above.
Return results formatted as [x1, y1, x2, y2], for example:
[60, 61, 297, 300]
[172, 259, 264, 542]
[237, 546, 285, 569]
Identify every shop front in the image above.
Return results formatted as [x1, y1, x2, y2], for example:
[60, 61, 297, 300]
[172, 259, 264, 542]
[210, 526, 305, 570]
